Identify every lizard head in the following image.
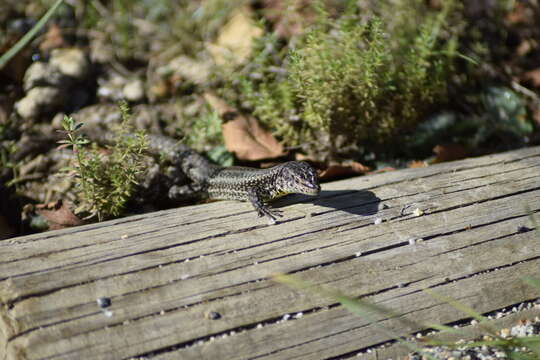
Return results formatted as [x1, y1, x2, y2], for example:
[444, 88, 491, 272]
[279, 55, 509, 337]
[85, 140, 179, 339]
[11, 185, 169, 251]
[276, 161, 321, 196]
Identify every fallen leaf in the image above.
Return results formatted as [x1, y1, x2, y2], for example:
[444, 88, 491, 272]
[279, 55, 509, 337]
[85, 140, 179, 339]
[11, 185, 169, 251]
[204, 93, 284, 161]
[318, 161, 370, 181]
[523, 68, 540, 88]
[36, 200, 84, 230]
[427, 0, 443, 10]
[408, 160, 428, 168]
[506, 2, 528, 24]
[207, 5, 263, 66]
[432, 143, 469, 163]
[39, 23, 66, 52]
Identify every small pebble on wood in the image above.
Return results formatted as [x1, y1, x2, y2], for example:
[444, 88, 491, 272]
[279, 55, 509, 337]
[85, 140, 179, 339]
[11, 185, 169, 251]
[97, 297, 112, 308]
[204, 311, 221, 320]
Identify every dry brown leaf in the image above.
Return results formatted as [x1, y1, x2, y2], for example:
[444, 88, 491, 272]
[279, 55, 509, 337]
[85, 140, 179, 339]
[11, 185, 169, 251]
[433, 143, 469, 163]
[408, 160, 428, 168]
[427, 0, 443, 10]
[39, 24, 66, 52]
[319, 161, 370, 181]
[523, 68, 540, 88]
[207, 6, 263, 66]
[36, 200, 84, 230]
[204, 93, 285, 161]
[506, 2, 528, 24]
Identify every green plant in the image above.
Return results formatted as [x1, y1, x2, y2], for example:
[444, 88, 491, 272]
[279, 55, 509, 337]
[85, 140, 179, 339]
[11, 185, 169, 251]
[57, 102, 147, 221]
[184, 108, 233, 167]
[0, 0, 64, 69]
[186, 108, 223, 150]
[82, 0, 241, 60]
[274, 273, 438, 359]
[0, 141, 21, 191]
[222, 0, 462, 159]
[421, 288, 540, 359]
[275, 273, 540, 359]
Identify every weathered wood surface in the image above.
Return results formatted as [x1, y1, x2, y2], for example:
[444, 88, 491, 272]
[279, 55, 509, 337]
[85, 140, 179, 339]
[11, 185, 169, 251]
[1, 146, 540, 360]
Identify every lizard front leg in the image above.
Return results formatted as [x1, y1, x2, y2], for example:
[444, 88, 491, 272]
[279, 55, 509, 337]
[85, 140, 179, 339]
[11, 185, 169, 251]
[247, 189, 282, 225]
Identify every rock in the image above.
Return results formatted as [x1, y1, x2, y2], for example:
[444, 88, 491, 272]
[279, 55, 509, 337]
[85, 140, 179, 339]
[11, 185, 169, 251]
[50, 48, 90, 79]
[23, 61, 66, 91]
[16, 48, 93, 119]
[15, 87, 63, 119]
[97, 72, 125, 101]
[123, 78, 145, 102]
[165, 55, 212, 86]
[149, 55, 211, 101]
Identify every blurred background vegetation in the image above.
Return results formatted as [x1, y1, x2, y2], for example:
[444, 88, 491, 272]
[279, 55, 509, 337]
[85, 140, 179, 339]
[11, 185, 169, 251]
[0, 0, 539, 233]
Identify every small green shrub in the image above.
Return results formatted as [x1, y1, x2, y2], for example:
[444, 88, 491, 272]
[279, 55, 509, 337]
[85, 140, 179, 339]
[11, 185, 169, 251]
[186, 108, 223, 150]
[0, 141, 21, 191]
[58, 102, 147, 221]
[222, 0, 462, 158]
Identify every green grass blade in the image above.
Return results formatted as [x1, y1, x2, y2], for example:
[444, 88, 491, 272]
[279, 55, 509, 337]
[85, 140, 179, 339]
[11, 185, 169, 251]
[425, 323, 461, 334]
[522, 277, 540, 290]
[0, 0, 64, 70]
[273, 274, 439, 360]
[521, 336, 540, 357]
[423, 288, 498, 335]
[507, 352, 535, 360]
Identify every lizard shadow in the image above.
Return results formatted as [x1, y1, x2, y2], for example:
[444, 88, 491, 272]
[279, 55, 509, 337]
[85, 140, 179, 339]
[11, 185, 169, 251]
[272, 189, 380, 217]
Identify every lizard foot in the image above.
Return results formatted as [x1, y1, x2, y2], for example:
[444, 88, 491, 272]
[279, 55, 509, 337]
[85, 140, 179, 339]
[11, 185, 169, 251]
[258, 207, 283, 225]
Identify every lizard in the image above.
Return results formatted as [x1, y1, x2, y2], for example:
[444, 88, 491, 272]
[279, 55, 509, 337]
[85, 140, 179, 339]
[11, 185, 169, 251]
[146, 135, 321, 224]
[203, 161, 321, 223]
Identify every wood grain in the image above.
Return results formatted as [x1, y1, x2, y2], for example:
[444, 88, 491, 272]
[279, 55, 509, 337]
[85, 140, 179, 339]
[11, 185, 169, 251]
[1, 146, 539, 359]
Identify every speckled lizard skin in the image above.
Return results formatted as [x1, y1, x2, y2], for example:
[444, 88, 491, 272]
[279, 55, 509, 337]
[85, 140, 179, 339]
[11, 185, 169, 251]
[147, 135, 321, 223]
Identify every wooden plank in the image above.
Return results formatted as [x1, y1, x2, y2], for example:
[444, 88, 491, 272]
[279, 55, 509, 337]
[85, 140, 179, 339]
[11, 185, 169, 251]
[155, 261, 540, 360]
[1, 146, 539, 359]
